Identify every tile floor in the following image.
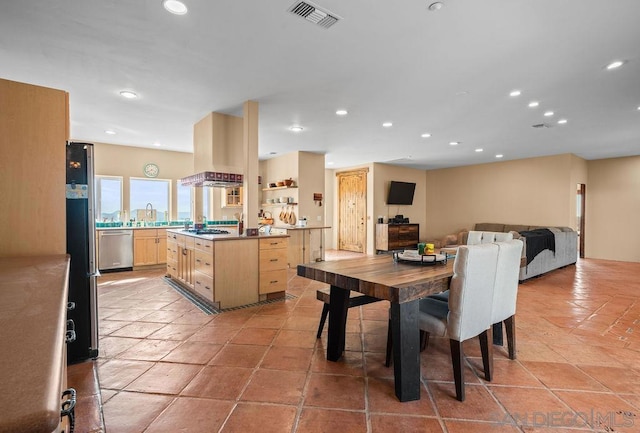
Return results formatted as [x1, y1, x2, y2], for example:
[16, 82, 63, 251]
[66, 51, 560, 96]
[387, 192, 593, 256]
[75, 253, 640, 432]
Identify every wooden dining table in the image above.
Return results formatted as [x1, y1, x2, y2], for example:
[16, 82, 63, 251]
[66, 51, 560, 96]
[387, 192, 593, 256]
[297, 254, 454, 402]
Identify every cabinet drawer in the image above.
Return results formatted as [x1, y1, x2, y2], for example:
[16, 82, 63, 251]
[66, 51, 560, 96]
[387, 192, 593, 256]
[134, 228, 157, 238]
[194, 249, 214, 277]
[260, 248, 288, 271]
[194, 237, 213, 253]
[166, 260, 178, 277]
[166, 242, 177, 260]
[259, 269, 288, 294]
[167, 231, 179, 242]
[259, 237, 288, 250]
[194, 271, 214, 302]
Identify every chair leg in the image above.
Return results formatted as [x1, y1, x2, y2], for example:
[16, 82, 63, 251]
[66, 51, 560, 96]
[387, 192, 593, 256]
[385, 318, 392, 367]
[449, 339, 465, 402]
[420, 330, 429, 351]
[479, 327, 494, 382]
[317, 304, 329, 339]
[504, 315, 516, 360]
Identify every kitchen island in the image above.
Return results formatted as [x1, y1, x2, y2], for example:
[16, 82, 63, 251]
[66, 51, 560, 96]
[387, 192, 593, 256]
[166, 229, 289, 309]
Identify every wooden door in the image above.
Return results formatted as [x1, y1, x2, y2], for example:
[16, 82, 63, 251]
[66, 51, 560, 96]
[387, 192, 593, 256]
[337, 169, 368, 252]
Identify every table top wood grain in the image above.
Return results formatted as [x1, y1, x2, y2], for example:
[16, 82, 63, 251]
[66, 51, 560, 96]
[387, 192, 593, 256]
[297, 255, 454, 304]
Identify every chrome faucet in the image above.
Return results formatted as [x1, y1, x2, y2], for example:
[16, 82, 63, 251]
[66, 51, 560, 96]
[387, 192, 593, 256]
[145, 203, 154, 225]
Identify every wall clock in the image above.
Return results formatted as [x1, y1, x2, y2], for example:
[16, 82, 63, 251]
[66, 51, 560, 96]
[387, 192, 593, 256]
[143, 163, 159, 178]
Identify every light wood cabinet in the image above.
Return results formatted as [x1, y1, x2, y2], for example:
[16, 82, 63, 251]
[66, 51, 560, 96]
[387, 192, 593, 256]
[133, 229, 167, 266]
[215, 239, 259, 307]
[259, 237, 288, 296]
[166, 231, 178, 277]
[286, 228, 325, 267]
[194, 241, 214, 302]
[375, 224, 419, 252]
[222, 186, 243, 208]
[0, 79, 69, 257]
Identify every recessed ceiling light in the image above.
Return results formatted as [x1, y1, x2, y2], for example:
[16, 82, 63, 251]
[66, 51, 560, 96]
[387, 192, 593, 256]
[163, 0, 188, 15]
[336, 109, 348, 116]
[496, 154, 504, 159]
[528, 101, 539, 108]
[421, 133, 431, 138]
[449, 141, 460, 146]
[637, 106, 640, 111]
[289, 125, 303, 132]
[269, 152, 277, 155]
[606, 60, 625, 70]
[119, 90, 138, 99]
[544, 111, 554, 117]
[382, 122, 393, 128]
[104, 130, 116, 135]
[428, 2, 444, 11]
[509, 90, 521, 97]
[557, 119, 568, 124]
[153, 142, 161, 147]
[475, 148, 483, 152]
[327, 161, 335, 166]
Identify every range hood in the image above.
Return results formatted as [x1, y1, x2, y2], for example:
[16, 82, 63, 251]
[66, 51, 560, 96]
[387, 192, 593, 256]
[180, 171, 243, 188]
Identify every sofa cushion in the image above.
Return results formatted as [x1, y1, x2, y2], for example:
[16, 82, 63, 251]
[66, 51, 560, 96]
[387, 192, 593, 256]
[475, 223, 505, 232]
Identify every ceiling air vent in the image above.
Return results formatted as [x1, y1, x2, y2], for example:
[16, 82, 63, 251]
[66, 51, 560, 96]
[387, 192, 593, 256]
[288, 1, 341, 29]
[532, 123, 552, 129]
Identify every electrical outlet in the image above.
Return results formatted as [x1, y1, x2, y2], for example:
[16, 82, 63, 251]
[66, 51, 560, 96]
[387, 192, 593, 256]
[317, 215, 322, 221]
[222, 216, 227, 220]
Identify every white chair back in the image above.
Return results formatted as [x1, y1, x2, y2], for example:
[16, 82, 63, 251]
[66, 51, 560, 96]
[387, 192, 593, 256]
[447, 243, 499, 341]
[491, 240, 523, 322]
[467, 231, 513, 245]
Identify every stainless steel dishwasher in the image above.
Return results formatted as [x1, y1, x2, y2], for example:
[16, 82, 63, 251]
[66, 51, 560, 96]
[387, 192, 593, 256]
[98, 230, 134, 271]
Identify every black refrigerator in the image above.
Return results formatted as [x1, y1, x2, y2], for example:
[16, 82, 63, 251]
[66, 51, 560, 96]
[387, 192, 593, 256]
[66, 142, 99, 363]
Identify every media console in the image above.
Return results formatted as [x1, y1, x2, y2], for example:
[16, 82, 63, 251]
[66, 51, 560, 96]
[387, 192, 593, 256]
[375, 223, 419, 252]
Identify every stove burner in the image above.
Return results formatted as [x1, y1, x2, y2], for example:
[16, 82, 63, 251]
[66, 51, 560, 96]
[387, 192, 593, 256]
[195, 228, 230, 235]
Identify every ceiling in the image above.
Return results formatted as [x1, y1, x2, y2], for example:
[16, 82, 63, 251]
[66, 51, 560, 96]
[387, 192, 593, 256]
[1, 0, 639, 170]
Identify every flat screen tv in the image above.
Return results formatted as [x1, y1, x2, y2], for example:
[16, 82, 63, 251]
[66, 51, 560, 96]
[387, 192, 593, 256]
[387, 181, 416, 205]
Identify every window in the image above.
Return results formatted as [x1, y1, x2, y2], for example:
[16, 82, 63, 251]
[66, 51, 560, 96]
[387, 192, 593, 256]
[202, 188, 212, 221]
[177, 183, 192, 221]
[130, 178, 170, 222]
[95, 176, 122, 221]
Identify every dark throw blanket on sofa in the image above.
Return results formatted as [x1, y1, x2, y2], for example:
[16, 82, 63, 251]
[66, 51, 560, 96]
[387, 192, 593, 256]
[519, 228, 556, 265]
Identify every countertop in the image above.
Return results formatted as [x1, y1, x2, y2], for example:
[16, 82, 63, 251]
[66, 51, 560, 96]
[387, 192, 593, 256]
[167, 228, 288, 241]
[274, 225, 331, 230]
[0, 255, 70, 433]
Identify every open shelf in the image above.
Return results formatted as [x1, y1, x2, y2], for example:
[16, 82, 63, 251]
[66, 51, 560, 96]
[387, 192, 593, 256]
[262, 186, 298, 191]
[262, 202, 298, 207]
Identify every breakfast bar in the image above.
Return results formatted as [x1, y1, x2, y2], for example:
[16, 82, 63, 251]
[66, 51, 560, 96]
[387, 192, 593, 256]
[297, 255, 454, 402]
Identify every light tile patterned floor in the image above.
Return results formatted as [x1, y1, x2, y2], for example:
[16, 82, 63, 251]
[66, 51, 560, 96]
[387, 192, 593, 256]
[74, 253, 640, 432]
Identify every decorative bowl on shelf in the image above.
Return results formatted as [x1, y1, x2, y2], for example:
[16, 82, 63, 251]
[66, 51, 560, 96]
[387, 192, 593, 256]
[284, 178, 294, 187]
[276, 181, 285, 187]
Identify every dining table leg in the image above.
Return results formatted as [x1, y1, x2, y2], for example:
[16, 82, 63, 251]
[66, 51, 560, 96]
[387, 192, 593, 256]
[327, 285, 350, 361]
[390, 299, 421, 402]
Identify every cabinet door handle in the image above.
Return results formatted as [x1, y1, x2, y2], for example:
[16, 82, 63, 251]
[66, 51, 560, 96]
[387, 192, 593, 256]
[205, 286, 212, 291]
[270, 258, 278, 262]
[61, 388, 76, 430]
[270, 280, 278, 284]
[205, 262, 211, 266]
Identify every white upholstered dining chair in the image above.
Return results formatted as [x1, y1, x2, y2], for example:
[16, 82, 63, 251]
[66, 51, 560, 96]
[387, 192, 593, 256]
[490, 239, 523, 359]
[416, 243, 500, 401]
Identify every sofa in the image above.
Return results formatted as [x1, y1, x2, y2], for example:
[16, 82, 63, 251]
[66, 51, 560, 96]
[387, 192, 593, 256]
[474, 223, 577, 281]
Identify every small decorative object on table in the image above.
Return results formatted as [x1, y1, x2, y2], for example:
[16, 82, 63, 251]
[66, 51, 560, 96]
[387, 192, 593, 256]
[393, 249, 447, 265]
